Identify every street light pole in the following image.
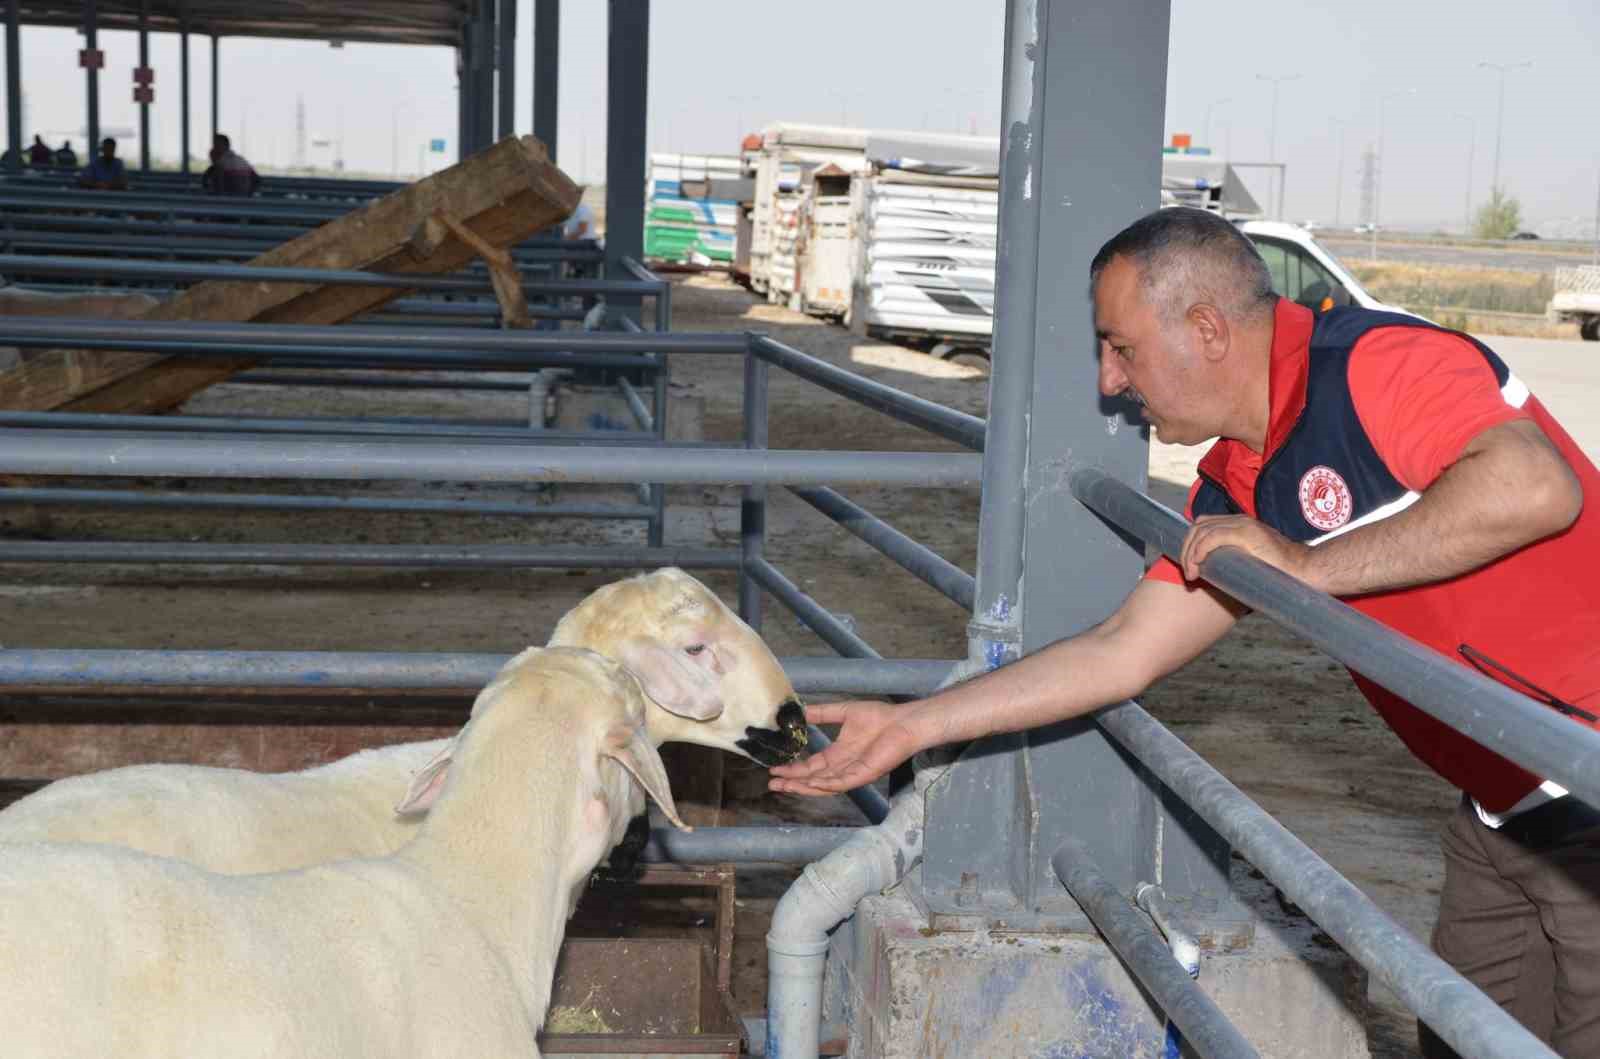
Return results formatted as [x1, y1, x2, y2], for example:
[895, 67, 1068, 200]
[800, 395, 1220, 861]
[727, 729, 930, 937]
[1332, 117, 1346, 229]
[1373, 88, 1415, 262]
[1478, 59, 1532, 194]
[1204, 97, 1230, 153]
[1454, 113, 1475, 236]
[1256, 73, 1300, 218]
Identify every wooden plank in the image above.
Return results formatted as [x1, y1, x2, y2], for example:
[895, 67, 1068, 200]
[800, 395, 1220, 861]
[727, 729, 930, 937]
[0, 136, 579, 414]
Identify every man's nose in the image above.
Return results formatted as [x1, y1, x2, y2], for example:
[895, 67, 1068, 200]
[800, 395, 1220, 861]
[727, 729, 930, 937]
[1098, 350, 1126, 397]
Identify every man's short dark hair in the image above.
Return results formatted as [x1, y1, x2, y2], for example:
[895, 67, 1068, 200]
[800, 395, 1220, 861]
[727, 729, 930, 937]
[1091, 207, 1276, 325]
[213, 134, 231, 151]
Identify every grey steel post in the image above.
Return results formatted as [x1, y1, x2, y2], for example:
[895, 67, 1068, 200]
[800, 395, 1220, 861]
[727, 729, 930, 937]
[209, 35, 218, 143]
[477, 0, 497, 151]
[137, 0, 150, 172]
[179, 20, 190, 173]
[604, 0, 649, 324]
[647, 352, 668, 547]
[496, 0, 516, 141]
[84, 0, 100, 152]
[922, 0, 1227, 933]
[4, 0, 19, 173]
[457, 27, 472, 159]
[740, 346, 769, 627]
[533, 0, 559, 159]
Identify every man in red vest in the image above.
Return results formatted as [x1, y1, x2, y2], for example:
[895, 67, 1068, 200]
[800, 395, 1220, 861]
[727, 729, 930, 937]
[771, 208, 1600, 1056]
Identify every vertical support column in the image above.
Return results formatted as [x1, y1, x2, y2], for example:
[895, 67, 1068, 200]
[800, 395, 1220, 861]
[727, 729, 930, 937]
[533, 0, 559, 161]
[924, 0, 1205, 931]
[456, 30, 470, 162]
[740, 348, 769, 628]
[179, 21, 190, 174]
[84, 0, 100, 153]
[4, 0, 20, 173]
[474, 0, 496, 152]
[137, 0, 150, 172]
[647, 351, 668, 549]
[209, 35, 218, 143]
[496, 0, 516, 141]
[604, 0, 648, 323]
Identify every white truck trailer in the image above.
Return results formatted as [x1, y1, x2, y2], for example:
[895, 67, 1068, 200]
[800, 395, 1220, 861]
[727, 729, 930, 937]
[1549, 265, 1600, 341]
[740, 124, 1402, 357]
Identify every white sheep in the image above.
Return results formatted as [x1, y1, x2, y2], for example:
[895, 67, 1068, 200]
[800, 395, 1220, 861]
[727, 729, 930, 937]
[0, 567, 806, 872]
[0, 645, 686, 1059]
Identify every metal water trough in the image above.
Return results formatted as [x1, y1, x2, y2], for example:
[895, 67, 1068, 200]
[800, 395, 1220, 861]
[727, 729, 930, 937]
[540, 938, 746, 1057]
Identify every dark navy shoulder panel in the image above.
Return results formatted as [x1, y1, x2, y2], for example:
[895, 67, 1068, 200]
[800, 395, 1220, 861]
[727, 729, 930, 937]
[1191, 476, 1239, 519]
[1310, 307, 1510, 386]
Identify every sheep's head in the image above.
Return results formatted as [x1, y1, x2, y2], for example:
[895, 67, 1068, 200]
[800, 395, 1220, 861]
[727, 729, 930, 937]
[548, 568, 809, 766]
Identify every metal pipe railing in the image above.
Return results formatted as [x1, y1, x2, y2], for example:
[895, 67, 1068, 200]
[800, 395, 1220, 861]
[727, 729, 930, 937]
[0, 316, 743, 355]
[0, 410, 649, 442]
[0, 254, 643, 296]
[1052, 840, 1261, 1059]
[745, 557, 882, 660]
[0, 487, 655, 521]
[230, 371, 539, 392]
[788, 486, 976, 611]
[1070, 466, 1600, 810]
[749, 335, 986, 452]
[0, 649, 959, 698]
[0, 431, 984, 488]
[1096, 701, 1554, 1059]
[0, 542, 738, 569]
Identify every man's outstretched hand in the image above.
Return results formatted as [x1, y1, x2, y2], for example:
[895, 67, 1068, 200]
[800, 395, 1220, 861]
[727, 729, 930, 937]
[767, 700, 925, 796]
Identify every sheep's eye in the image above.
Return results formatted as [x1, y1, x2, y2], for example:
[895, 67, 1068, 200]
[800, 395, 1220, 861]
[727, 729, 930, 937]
[684, 644, 706, 656]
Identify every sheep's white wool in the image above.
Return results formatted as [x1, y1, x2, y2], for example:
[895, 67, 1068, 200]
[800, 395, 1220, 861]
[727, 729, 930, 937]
[0, 647, 683, 1059]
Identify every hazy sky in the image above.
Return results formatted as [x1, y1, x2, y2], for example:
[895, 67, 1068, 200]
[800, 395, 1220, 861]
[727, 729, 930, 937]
[6, 1, 1597, 231]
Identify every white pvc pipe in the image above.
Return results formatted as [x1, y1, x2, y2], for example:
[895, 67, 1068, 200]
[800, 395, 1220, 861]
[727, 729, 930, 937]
[764, 767, 944, 1059]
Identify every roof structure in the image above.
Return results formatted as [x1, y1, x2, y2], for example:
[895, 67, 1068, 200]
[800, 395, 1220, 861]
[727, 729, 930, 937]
[14, 0, 471, 48]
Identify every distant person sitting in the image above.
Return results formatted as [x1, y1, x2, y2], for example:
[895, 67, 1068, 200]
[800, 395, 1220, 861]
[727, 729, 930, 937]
[77, 138, 128, 190]
[26, 135, 51, 167]
[201, 133, 260, 196]
[53, 141, 78, 168]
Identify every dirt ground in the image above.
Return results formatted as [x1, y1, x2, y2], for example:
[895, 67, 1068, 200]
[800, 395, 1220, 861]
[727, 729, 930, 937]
[0, 272, 1483, 1056]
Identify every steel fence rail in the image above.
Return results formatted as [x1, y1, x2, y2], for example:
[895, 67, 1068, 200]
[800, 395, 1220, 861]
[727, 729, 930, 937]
[749, 335, 987, 452]
[0, 316, 744, 355]
[0, 487, 656, 520]
[788, 486, 976, 611]
[0, 410, 649, 442]
[1095, 701, 1555, 1059]
[230, 371, 540, 392]
[0, 431, 985, 488]
[0, 254, 643, 295]
[1069, 466, 1600, 810]
[744, 557, 884, 660]
[1052, 840, 1261, 1059]
[0, 649, 959, 697]
[0, 542, 740, 569]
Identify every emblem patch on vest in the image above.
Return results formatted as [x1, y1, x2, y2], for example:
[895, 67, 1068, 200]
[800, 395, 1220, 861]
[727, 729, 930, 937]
[1298, 465, 1353, 531]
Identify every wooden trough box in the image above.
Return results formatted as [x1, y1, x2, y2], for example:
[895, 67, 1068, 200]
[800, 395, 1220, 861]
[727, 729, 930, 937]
[540, 938, 747, 1058]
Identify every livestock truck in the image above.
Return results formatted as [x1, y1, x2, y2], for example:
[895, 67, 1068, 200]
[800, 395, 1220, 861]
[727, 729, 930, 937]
[1548, 265, 1600, 341]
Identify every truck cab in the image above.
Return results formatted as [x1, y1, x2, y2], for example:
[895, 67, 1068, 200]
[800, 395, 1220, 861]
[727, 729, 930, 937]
[1238, 220, 1415, 316]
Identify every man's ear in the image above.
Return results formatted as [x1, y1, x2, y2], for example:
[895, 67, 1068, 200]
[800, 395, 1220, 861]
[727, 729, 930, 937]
[1188, 301, 1230, 362]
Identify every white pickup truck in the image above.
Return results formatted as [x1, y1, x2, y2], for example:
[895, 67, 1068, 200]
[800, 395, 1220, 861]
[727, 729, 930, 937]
[1236, 220, 1412, 315]
[1548, 265, 1600, 341]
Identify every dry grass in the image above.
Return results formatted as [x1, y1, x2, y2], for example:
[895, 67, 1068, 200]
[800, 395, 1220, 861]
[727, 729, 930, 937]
[1344, 261, 1577, 337]
[1345, 262, 1549, 314]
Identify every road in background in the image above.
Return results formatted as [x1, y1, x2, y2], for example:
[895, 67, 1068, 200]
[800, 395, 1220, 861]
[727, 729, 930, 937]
[1320, 235, 1594, 272]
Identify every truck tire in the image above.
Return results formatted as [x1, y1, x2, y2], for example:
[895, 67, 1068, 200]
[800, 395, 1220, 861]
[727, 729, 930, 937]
[1582, 315, 1600, 342]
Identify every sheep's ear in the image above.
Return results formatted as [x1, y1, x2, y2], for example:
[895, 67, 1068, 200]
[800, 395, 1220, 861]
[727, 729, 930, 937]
[616, 637, 725, 721]
[394, 741, 454, 816]
[603, 723, 691, 831]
